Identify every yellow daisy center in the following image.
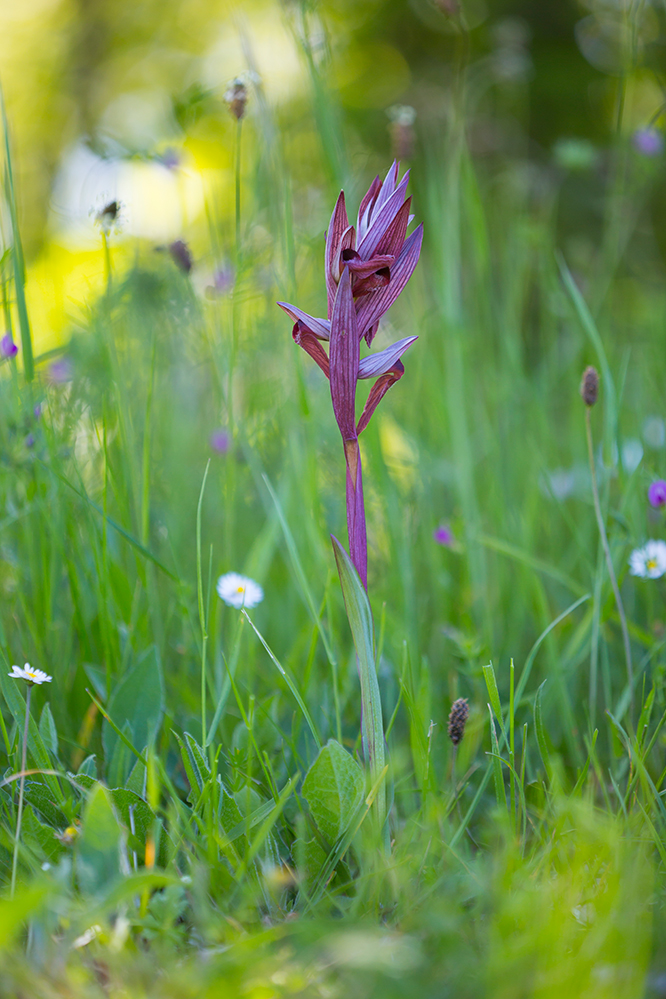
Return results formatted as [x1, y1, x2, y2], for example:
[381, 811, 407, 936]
[236, 585, 245, 593]
[26, 671, 37, 679]
[647, 558, 657, 571]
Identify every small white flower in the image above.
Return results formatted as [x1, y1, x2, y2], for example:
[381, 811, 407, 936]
[8, 663, 52, 685]
[629, 540, 666, 579]
[216, 572, 263, 609]
[72, 924, 102, 949]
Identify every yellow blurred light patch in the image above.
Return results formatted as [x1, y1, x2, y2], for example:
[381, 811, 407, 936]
[25, 244, 106, 358]
[379, 415, 417, 491]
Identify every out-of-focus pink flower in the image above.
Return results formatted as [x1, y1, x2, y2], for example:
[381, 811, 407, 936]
[205, 266, 235, 299]
[1, 333, 18, 359]
[433, 524, 454, 547]
[633, 129, 664, 157]
[48, 358, 73, 383]
[648, 480, 666, 508]
[210, 429, 231, 454]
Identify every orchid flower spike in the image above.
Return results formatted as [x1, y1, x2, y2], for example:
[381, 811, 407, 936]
[278, 163, 423, 587]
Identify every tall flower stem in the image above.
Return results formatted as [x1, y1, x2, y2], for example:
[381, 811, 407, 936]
[11, 683, 31, 898]
[235, 119, 243, 265]
[584, 407, 633, 716]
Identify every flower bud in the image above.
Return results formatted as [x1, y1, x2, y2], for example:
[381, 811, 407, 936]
[580, 366, 599, 407]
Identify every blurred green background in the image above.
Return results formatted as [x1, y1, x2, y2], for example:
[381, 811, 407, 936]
[3, 0, 666, 349]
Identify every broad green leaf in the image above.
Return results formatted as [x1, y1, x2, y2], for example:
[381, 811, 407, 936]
[77, 755, 97, 778]
[294, 836, 327, 891]
[331, 537, 385, 826]
[76, 784, 127, 896]
[0, 886, 46, 949]
[302, 739, 364, 846]
[102, 647, 164, 762]
[21, 806, 66, 864]
[23, 780, 68, 828]
[106, 722, 132, 788]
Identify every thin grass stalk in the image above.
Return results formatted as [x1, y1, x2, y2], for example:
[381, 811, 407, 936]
[10, 684, 31, 898]
[584, 407, 633, 716]
[235, 118, 242, 264]
[197, 461, 211, 745]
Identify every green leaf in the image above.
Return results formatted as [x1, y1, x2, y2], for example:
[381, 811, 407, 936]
[302, 739, 365, 847]
[331, 537, 385, 827]
[534, 680, 552, 782]
[21, 806, 66, 863]
[39, 703, 58, 757]
[77, 755, 97, 778]
[102, 647, 164, 762]
[23, 780, 68, 828]
[76, 784, 127, 896]
[173, 731, 210, 804]
[482, 663, 503, 727]
[0, 886, 46, 949]
[487, 705, 507, 813]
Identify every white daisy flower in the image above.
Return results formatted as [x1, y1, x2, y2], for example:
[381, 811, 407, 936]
[629, 540, 666, 579]
[8, 663, 53, 685]
[216, 572, 264, 609]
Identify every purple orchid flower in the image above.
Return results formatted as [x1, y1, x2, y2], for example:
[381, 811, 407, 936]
[278, 162, 423, 588]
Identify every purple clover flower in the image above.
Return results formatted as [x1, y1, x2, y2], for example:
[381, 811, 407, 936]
[1, 333, 18, 359]
[433, 524, 454, 546]
[648, 480, 666, 508]
[206, 266, 235, 299]
[633, 129, 664, 157]
[48, 358, 73, 383]
[278, 162, 423, 588]
[209, 429, 231, 454]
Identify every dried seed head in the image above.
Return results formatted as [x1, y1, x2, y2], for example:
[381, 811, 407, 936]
[225, 78, 248, 121]
[580, 366, 599, 407]
[447, 698, 469, 746]
[168, 239, 193, 274]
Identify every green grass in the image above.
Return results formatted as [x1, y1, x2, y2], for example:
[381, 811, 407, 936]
[1, 15, 666, 998]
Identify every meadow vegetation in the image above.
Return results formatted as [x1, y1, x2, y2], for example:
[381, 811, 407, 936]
[1, 1, 666, 996]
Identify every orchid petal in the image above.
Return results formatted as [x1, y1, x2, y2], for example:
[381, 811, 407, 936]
[292, 323, 330, 378]
[329, 267, 359, 442]
[357, 171, 410, 258]
[358, 336, 417, 379]
[373, 197, 411, 258]
[342, 250, 395, 279]
[357, 176, 382, 241]
[278, 302, 330, 340]
[372, 160, 401, 218]
[356, 224, 423, 337]
[357, 360, 405, 436]
[325, 192, 350, 317]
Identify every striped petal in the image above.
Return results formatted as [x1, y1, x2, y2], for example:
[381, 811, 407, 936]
[277, 302, 330, 340]
[358, 336, 417, 379]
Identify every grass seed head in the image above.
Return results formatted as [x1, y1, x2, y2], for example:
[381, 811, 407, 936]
[447, 698, 469, 746]
[580, 366, 599, 407]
